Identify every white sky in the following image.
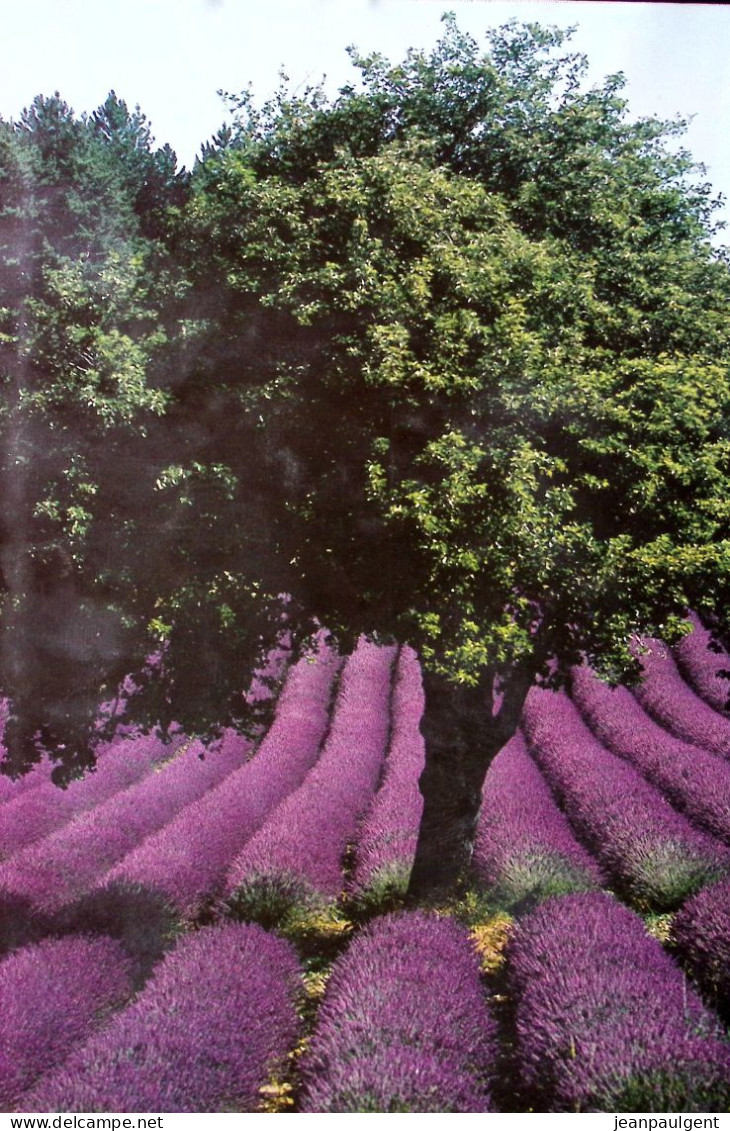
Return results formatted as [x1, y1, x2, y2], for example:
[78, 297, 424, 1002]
[1, 1, 729, 231]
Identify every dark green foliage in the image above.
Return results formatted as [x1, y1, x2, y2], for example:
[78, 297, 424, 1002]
[611, 1069, 730, 1115]
[0, 93, 188, 778]
[226, 873, 317, 932]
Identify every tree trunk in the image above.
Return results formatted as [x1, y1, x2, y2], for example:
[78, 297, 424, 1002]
[407, 662, 533, 902]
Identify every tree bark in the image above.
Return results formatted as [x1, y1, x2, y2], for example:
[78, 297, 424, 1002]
[407, 661, 533, 901]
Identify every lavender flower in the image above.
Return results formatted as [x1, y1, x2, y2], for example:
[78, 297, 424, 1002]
[571, 663, 730, 844]
[0, 732, 251, 915]
[0, 731, 173, 860]
[225, 641, 396, 918]
[244, 637, 291, 705]
[22, 923, 302, 1113]
[302, 1047, 493, 1114]
[509, 892, 730, 1112]
[672, 877, 730, 1022]
[633, 636, 730, 757]
[473, 732, 603, 910]
[347, 646, 424, 904]
[94, 638, 341, 920]
[522, 686, 730, 909]
[674, 612, 730, 715]
[1, 934, 133, 1110]
[0, 752, 53, 807]
[300, 911, 497, 1113]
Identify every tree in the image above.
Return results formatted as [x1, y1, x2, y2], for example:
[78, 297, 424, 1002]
[178, 18, 730, 896]
[88, 92, 187, 240]
[3, 21, 730, 902]
[0, 94, 190, 781]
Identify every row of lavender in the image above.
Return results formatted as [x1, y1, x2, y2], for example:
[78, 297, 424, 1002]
[635, 629, 730, 754]
[299, 893, 730, 1113]
[3, 924, 300, 1112]
[521, 684, 730, 910]
[7, 896, 729, 1113]
[2, 616, 729, 932]
[224, 640, 396, 919]
[510, 892, 730, 1111]
[1, 911, 498, 1113]
[299, 912, 498, 1112]
[0, 638, 335, 932]
[3, 640, 591, 935]
[343, 651, 604, 914]
[341, 630, 730, 1035]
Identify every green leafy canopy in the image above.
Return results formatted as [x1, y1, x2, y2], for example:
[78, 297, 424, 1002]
[185, 16, 730, 690]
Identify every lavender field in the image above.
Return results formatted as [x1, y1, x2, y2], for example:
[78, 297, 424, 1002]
[2, 624, 730, 1113]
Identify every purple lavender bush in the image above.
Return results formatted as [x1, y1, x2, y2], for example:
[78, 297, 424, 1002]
[243, 635, 292, 705]
[0, 752, 53, 807]
[0, 731, 172, 860]
[672, 877, 730, 1022]
[522, 686, 730, 909]
[0, 731, 251, 915]
[22, 923, 302, 1113]
[300, 911, 497, 1112]
[224, 641, 396, 923]
[571, 663, 730, 844]
[1, 934, 133, 1110]
[674, 612, 730, 715]
[633, 636, 730, 757]
[304, 1047, 493, 1114]
[509, 892, 730, 1112]
[94, 638, 341, 920]
[472, 732, 603, 910]
[347, 646, 424, 907]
